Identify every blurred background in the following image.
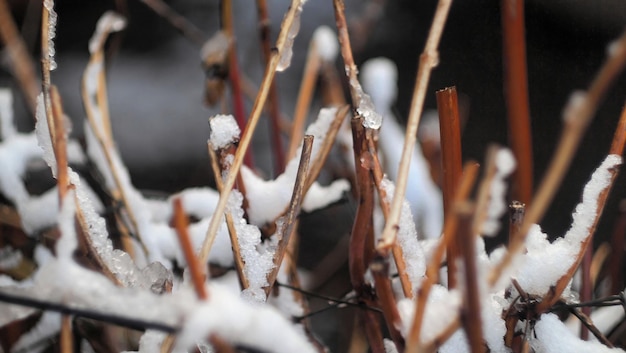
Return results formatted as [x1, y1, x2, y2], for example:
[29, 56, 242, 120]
[2, 0, 626, 349]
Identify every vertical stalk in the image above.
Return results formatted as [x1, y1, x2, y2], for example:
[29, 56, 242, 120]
[436, 86, 463, 288]
[501, 0, 533, 205]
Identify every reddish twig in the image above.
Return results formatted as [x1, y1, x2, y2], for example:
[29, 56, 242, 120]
[370, 255, 405, 352]
[501, 0, 533, 205]
[256, 0, 286, 174]
[609, 199, 626, 294]
[173, 198, 208, 300]
[436, 86, 463, 288]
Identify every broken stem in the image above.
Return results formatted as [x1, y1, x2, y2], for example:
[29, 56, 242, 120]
[264, 135, 313, 295]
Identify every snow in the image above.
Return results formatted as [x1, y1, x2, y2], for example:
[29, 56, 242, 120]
[481, 148, 516, 236]
[313, 26, 338, 62]
[514, 155, 621, 295]
[208, 114, 240, 150]
[0, 246, 22, 270]
[174, 284, 317, 353]
[243, 107, 350, 225]
[381, 178, 426, 292]
[12, 312, 61, 353]
[531, 313, 625, 353]
[384, 338, 399, 353]
[88, 11, 127, 54]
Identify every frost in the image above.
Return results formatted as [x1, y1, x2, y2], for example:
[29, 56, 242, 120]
[351, 75, 383, 129]
[35, 93, 58, 177]
[209, 114, 240, 150]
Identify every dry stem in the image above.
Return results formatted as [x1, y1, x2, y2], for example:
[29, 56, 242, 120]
[489, 30, 626, 287]
[289, 38, 322, 159]
[173, 198, 208, 300]
[207, 144, 249, 289]
[198, 0, 306, 265]
[377, 0, 452, 251]
[501, 0, 533, 204]
[264, 136, 313, 295]
[60, 315, 73, 353]
[406, 162, 479, 353]
[436, 86, 463, 288]
[0, 0, 39, 114]
[140, 0, 205, 46]
[370, 256, 405, 352]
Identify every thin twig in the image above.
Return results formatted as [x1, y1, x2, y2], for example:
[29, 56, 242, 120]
[50, 86, 69, 201]
[140, 0, 205, 46]
[370, 255, 405, 352]
[457, 202, 485, 353]
[207, 143, 249, 289]
[472, 145, 499, 236]
[501, 0, 533, 205]
[436, 86, 463, 288]
[489, 30, 626, 287]
[406, 162, 479, 353]
[264, 136, 313, 296]
[377, 0, 452, 251]
[0, 0, 39, 114]
[173, 197, 208, 300]
[198, 0, 307, 265]
[289, 36, 322, 159]
[256, 0, 286, 174]
[609, 199, 626, 294]
[332, 0, 360, 105]
[60, 315, 72, 353]
[568, 307, 615, 348]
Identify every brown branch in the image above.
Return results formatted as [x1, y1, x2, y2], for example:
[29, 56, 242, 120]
[255, 0, 285, 174]
[609, 199, 626, 294]
[370, 255, 405, 352]
[406, 162, 480, 353]
[436, 86, 463, 288]
[198, 0, 306, 265]
[0, 0, 38, 114]
[173, 197, 208, 300]
[303, 105, 350, 193]
[60, 315, 73, 353]
[264, 136, 313, 296]
[349, 117, 374, 294]
[489, 30, 626, 287]
[207, 143, 249, 289]
[332, 0, 359, 105]
[501, 0, 533, 205]
[568, 307, 615, 348]
[378, 0, 452, 251]
[50, 86, 68, 202]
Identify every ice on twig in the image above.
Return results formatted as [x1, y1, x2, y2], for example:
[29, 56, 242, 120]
[276, 1, 307, 72]
[313, 26, 338, 62]
[363, 58, 443, 238]
[209, 114, 240, 150]
[43, 0, 58, 70]
[35, 93, 59, 177]
[243, 107, 350, 225]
